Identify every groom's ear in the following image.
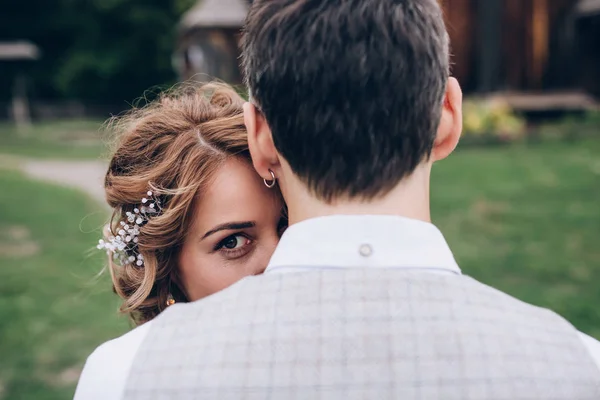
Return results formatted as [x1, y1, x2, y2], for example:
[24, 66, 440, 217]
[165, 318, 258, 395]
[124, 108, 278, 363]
[243, 102, 280, 179]
[431, 77, 463, 162]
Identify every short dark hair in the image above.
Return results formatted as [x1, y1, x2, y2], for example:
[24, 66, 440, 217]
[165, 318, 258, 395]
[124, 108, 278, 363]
[242, 0, 449, 201]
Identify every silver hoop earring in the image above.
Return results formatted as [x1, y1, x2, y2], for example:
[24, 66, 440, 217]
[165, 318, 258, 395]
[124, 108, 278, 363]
[263, 169, 276, 189]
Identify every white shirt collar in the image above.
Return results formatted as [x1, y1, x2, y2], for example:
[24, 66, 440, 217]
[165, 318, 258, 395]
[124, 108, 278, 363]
[266, 215, 461, 275]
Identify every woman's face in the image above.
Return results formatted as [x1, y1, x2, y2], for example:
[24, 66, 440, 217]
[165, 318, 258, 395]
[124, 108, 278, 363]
[178, 157, 285, 301]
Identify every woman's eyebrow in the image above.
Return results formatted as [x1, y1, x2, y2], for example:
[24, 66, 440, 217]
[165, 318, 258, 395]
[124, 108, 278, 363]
[201, 221, 256, 240]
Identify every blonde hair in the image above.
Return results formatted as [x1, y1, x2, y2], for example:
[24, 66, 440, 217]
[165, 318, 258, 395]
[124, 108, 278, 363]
[104, 83, 248, 325]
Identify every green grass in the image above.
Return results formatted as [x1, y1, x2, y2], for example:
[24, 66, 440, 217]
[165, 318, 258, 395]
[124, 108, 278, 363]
[536, 111, 600, 142]
[0, 169, 129, 400]
[433, 138, 600, 339]
[0, 120, 110, 160]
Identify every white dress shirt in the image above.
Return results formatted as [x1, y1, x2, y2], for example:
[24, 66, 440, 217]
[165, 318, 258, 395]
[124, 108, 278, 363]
[74, 214, 600, 399]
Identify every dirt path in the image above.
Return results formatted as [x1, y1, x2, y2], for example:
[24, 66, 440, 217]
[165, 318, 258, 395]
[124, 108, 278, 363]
[22, 160, 107, 202]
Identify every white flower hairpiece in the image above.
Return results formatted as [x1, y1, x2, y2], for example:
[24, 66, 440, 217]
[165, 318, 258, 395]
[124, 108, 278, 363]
[97, 190, 162, 267]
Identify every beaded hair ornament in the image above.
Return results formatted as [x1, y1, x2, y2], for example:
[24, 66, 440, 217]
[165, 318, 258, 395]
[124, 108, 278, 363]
[97, 190, 162, 267]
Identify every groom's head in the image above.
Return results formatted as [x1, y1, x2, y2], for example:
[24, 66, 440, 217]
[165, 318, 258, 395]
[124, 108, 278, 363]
[242, 0, 462, 203]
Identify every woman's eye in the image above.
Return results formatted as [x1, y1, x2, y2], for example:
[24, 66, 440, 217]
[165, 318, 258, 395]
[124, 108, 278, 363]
[215, 234, 254, 260]
[221, 235, 247, 250]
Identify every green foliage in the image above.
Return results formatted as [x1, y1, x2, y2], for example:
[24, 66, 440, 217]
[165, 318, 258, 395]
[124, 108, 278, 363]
[536, 110, 600, 141]
[0, 0, 197, 104]
[174, 0, 199, 14]
[462, 98, 527, 143]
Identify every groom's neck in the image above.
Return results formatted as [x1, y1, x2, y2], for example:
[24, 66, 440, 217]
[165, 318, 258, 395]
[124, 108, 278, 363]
[285, 167, 432, 225]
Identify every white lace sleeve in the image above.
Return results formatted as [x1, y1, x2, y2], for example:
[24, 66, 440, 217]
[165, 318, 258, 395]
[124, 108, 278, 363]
[73, 321, 152, 400]
[579, 331, 600, 373]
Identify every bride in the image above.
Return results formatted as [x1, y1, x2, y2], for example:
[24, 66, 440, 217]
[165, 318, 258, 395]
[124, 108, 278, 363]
[74, 83, 286, 399]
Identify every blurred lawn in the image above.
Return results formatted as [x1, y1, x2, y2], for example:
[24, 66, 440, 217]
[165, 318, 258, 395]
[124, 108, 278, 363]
[0, 120, 108, 160]
[0, 119, 599, 399]
[0, 169, 129, 400]
[433, 139, 600, 339]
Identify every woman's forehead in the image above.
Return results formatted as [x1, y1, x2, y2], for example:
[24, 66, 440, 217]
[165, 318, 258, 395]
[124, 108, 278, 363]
[191, 158, 281, 232]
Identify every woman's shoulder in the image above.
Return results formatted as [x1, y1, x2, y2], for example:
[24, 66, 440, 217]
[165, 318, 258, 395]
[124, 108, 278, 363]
[89, 319, 153, 361]
[74, 320, 154, 400]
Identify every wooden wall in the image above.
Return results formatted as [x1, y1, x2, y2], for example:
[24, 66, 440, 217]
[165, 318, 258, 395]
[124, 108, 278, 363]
[503, 0, 577, 90]
[439, 0, 582, 93]
[439, 0, 477, 91]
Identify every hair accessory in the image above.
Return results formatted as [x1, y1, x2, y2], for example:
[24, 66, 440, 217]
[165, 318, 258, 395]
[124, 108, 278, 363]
[97, 189, 162, 267]
[263, 169, 276, 189]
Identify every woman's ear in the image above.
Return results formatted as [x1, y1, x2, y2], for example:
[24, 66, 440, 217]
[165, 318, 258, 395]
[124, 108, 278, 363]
[243, 102, 280, 179]
[431, 77, 463, 162]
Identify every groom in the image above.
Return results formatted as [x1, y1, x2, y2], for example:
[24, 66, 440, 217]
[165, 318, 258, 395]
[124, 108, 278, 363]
[123, 0, 600, 398]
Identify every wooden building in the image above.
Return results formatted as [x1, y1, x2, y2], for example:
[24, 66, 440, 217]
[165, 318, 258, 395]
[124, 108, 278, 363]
[440, 0, 600, 102]
[173, 0, 249, 84]
[576, 0, 600, 98]
[0, 41, 40, 127]
[175, 0, 600, 106]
